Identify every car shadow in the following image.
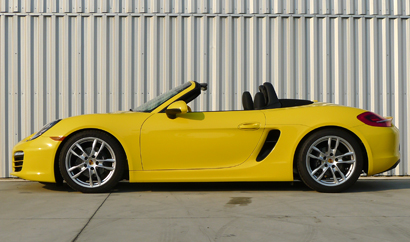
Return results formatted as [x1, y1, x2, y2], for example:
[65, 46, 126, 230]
[344, 178, 410, 193]
[112, 181, 311, 193]
[40, 178, 410, 193]
[40, 182, 77, 192]
[40, 181, 311, 193]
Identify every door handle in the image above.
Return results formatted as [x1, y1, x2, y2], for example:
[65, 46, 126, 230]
[238, 123, 260, 130]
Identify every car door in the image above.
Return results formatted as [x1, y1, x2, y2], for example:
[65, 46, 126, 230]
[140, 110, 266, 170]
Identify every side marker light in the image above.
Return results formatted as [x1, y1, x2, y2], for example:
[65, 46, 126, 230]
[50, 136, 66, 141]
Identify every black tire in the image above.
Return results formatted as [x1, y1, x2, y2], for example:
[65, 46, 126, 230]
[297, 128, 363, 193]
[59, 130, 126, 193]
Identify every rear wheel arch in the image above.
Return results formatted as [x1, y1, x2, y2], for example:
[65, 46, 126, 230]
[292, 126, 368, 179]
[53, 128, 129, 184]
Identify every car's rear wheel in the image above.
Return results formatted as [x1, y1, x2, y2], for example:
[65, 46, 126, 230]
[297, 128, 363, 193]
[59, 130, 126, 193]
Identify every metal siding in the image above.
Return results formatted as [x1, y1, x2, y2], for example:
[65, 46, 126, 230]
[0, 0, 409, 177]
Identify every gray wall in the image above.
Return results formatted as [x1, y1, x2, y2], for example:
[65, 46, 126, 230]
[1, 0, 409, 177]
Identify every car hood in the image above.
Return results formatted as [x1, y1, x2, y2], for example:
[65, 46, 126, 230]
[44, 111, 152, 138]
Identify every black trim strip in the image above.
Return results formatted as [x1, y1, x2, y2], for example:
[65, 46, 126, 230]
[379, 159, 400, 174]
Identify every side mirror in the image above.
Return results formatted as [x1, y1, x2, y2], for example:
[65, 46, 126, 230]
[165, 101, 188, 119]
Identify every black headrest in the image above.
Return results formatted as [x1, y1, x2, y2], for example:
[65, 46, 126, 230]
[259, 85, 268, 104]
[254, 92, 266, 110]
[263, 82, 281, 109]
[242, 91, 254, 110]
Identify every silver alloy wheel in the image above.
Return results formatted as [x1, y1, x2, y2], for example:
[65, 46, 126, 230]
[306, 136, 356, 186]
[65, 137, 116, 188]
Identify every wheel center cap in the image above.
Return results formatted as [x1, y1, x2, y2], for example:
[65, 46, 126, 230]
[328, 158, 334, 163]
[89, 160, 94, 165]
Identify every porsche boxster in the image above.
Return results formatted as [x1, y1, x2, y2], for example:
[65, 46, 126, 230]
[11, 81, 400, 193]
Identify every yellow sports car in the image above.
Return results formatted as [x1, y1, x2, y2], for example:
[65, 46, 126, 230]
[11, 81, 400, 193]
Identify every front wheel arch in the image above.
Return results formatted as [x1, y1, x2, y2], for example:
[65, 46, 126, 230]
[53, 128, 129, 184]
[292, 126, 368, 179]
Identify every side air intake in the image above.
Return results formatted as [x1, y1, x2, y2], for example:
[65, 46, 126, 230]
[256, 130, 281, 162]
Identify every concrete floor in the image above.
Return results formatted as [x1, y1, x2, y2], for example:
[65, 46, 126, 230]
[0, 178, 410, 242]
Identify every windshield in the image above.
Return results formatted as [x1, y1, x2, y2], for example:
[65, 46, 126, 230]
[133, 82, 192, 112]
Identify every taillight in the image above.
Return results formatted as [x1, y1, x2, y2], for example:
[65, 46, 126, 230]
[357, 112, 392, 127]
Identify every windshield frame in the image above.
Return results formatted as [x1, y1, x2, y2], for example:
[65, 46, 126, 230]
[132, 82, 195, 113]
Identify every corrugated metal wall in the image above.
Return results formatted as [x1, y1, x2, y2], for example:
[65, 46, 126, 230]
[1, 0, 409, 178]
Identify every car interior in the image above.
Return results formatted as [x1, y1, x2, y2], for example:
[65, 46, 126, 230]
[242, 82, 313, 110]
[161, 81, 313, 113]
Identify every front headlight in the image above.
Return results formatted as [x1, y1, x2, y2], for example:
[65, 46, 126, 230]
[29, 119, 62, 141]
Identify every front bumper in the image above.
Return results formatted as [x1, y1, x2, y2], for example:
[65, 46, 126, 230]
[11, 136, 60, 183]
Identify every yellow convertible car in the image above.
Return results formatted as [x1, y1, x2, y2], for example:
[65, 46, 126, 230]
[12, 81, 400, 193]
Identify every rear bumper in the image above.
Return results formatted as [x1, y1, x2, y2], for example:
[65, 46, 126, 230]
[352, 124, 400, 176]
[380, 159, 400, 174]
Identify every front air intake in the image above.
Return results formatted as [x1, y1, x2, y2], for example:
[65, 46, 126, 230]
[13, 151, 24, 172]
[256, 130, 281, 161]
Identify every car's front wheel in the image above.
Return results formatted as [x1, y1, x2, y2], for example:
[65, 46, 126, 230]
[297, 128, 364, 193]
[59, 130, 126, 193]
